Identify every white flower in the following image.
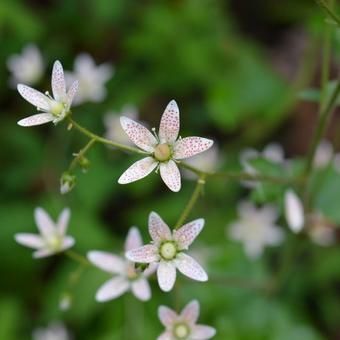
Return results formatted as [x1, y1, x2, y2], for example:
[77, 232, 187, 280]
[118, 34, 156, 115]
[87, 227, 155, 302]
[7, 44, 44, 86]
[284, 189, 304, 233]
[125, 212, 208, 292]
[118, 100, 214, 192]
[157, 300, 216, 340]
[307, 212, 336, 247]
[15, 207, 75, 258]
[66, 53, 113, 105]
[314, 140, 340, 171]
[104, 104, 139, 144]
[182, 145, 219, 180]
[228, 202, 284, 259]
[17, 60, 78, 127]
[33, 321, 70, 340]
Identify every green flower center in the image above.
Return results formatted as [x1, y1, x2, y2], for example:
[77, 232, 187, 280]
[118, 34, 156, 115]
[173, 323, 190, 339]
[154, 143, 171, 162]
[160, 241, 177, 260]
[50, 100, 65, 116]
[47, 234, 62, 251]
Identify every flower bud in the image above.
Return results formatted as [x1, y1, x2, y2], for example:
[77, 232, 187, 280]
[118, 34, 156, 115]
[60, 172, 76, 194]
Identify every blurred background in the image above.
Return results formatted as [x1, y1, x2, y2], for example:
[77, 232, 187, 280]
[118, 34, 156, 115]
[0, 0, 340, 339]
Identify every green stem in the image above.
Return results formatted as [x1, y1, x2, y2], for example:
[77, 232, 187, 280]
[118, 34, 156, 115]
[68, 138, 96, 172]
[65, 249, 91, 266]
[174, 176, 206, 229]
[314, 0, 340, 26]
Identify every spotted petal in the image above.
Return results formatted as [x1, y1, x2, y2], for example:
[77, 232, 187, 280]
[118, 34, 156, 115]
[87, 251, 126, 274]
[14, 233, 44, 249]
[148, 212, 172, 244]
[173, 137, 214, 160]
[34, 207, 56, 239]
[95, 276, 130, 302]
[51, 60, 66, 102]
[191, 325, 216, 339]
[120, 116, 157, 152]
[131, 278, 151, 301]
[66, 80, 79, 109]
[173, 218, 204, 250]
[157, 261, 176, 292]
[159, 100, 180, 143]
[175, 253, 208, 282]
[180, 300, 200, 325]
[125, 244, 159, 263]
[57, 208, 70, 235]
[160, 160, 181, 192]
[17, 84, 50, 111]
[158, 305, 178, 328]
[125, 227, 143, 252]
[17, 113, 54, 127]
[118, 157, 158, 184]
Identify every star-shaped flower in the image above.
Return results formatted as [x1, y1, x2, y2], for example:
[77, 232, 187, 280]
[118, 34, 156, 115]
[17, 60, 78, 127]
[118, 100, 214, 192]
[228, 202, 284, 259]
[14, 207, 75, 258]
[157, 300, 216, 340]
[125, 212, 208, 292]
[87, 227, 156, 302]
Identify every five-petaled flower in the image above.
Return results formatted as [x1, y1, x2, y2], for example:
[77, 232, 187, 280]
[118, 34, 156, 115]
[17, 60, 78, 127]
[14, 207, 75, 258]
[118, 100, 214, 192]
[125, 212, 208, 292]
[88, 227, 156, 302]
[158, 300, 216, 340]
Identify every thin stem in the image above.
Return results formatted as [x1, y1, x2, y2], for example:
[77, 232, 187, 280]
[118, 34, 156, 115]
[65, 250, 91, 266]
[67, 116, 149, 155]
[68, 138, 96, 172]
[174, 176, 206, 229]
[314, 0, 340, 26]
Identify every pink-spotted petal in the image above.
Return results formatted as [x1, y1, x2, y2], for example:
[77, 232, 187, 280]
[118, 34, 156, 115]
[120, 116, 157, 152]
[131, 278, 151, 301]
[118, 157, 158, 184]
[173, 218, 204, 250]
[17, 113, 54, 127]
[180, 300, 200, 325]
[57, 208, 70, 235]
[14, 233, 44, 249]
[17, 84, 50, 111]
[158, 305, 178, 327]
[34, 208, 56, 239]
[66, 80, 79, 109]
[87, 251, 126, 274]
[157, 331, 173, 340]
[148, 212, 172, 244]
[191, 325, 216, 339]
[175, 253, 208, 282]
[160, 160, 181, 192]
[159, 100, 180, 143]
[173, 137, 214, 160]
[125, 244, 160, 263]
[157, 261, 176, 292]
[51, 60, 66, 101]
[95, 276, 130, 302]
[125, 226, 143, 252]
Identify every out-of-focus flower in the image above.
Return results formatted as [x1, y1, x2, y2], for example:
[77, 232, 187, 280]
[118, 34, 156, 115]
[314, 140, 340, 171]
[15, 207, 75, 258]
[17, 60, 78, 127]
[33, 321, 71, 340]
[284, 189, 304, 233]
[182, 145, 219, 180]
[157, 300, 216, 340]
[59, 293, 72, 311]
[126, 212, 208, 292]
[240, 143, 285, 188]
[66, 53, 113, 105]
[118, 100, 214, 192]
[88, 227, 155, 302]
[307, 212, 336, 247]
[104, 104, 139, 144]
[228, 202, 284, 259]
[7, 44, 44, 86]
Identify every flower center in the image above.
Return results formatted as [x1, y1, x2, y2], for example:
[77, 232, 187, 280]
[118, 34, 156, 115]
[173, 323, 190, 339]
[47, 234, 62, 251]
[154, 143, 171, 162]
[160, 241, 177, 260]
[126, 264, 138, 280]
[50, 100, 65, 116]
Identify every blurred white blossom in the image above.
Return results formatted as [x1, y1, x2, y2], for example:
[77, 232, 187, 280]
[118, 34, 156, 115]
[66, 53, 113, 105]
[17, 60, 78, 126]
[15, 207, 75, 258]
[126, 212, 208, 292]
[307, 212, 336, 247]
[158, 300, 216, 340]
[7, 44, 44, 87]
[32, 321, 70, 340]
[88, 227, 155, 302]
[314, 139, 340, 171]
[228, 202, 284, 259]
[284, 189, 304, 233]
[104, 104, 139, 144]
